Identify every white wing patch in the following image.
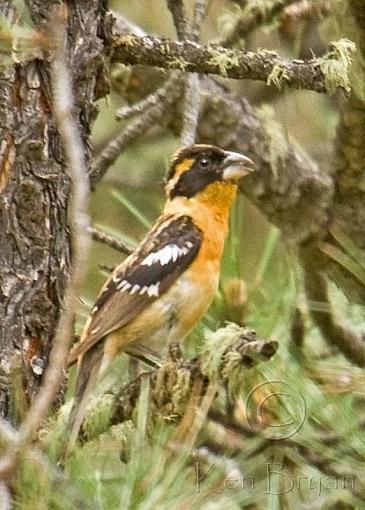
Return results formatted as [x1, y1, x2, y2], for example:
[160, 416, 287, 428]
[112, 240, 195, 299]
[141, 242, 194, 267]
[145, 283, 160, 297]
[117, 280, 132, 292]
[116, 279, 160, 297]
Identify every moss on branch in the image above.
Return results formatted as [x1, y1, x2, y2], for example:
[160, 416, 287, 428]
[70, 325, 278, 445]
[111, 34, 355, 94]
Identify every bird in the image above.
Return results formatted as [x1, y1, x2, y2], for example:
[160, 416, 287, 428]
[66, 143, 254, 449]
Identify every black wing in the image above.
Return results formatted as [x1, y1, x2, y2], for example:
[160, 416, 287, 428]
[69, 215, 202, 362]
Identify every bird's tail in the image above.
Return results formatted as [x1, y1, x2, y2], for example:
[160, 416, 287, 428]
[62, 343, 103, 458]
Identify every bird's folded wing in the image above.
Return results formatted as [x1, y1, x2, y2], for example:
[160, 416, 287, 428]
[68, 215, 202, 363]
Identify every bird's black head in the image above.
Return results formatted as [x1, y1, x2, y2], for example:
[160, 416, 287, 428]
[165, 144, 254, 200]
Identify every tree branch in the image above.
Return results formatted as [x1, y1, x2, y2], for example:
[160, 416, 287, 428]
[88, 226, 133, 255]
[166, 0, 189, 39]
[301, 243, 365, 367]
[221, 0, 298, 47]
[191, 0, 209, 41]
[116, 75, 179, 120]
[111, 34, 355, 93]
[74, 325, 278, 443]
[90, 73, 182, 188]
[179, 0, 208, 145]
[181, 73, 201, 145]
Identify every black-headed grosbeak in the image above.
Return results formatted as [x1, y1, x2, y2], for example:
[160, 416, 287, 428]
[67, 144, 254, 446]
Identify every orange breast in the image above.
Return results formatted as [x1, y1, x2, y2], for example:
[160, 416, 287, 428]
[104, 181, 238, 359]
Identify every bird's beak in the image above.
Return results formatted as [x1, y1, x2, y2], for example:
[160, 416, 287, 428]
[222, 151, 254, 181]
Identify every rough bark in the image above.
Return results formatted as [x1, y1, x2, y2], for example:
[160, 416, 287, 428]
[0, 0, 111, 421]
[112, 34, 336, 93]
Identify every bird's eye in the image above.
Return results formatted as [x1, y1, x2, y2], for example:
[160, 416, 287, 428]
[198, 157, 210, 169]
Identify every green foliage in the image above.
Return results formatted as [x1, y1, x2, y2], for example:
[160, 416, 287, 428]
[321, 223, 365, 287]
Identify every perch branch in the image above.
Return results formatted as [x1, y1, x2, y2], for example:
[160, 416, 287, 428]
[76, 325, 278, 442]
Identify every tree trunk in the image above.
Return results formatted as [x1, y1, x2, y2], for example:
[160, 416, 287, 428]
[0, 0, 111, 422]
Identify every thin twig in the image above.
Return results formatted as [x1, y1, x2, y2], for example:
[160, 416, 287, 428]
[0, 7, 91, 477]
[90, 73, 182, 188]
[116, 77, 178, 120]
[180, 0, 208, 145]
[282, 0, 331, 24]
[167, 0, 189, 39]
[111, 10, 147, 37]
[181, 73, 201, 145]
[88, 225, 133, 254]
[221, 0, 298, 47]
[191, 0, 209, 41]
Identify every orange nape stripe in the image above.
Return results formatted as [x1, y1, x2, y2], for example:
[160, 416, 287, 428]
[173, 158, 194, 178]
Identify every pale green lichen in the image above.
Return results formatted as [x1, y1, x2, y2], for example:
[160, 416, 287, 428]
[82, 393, 117, 440]
[120, 34, 139, 47]
[201, 323, 274, 399]
[107, 421, 135, 446]
[321, 1, 364, 100]
[171, 366, 192, 412]
[221, 350, 249, 398]
[267, 63, 291, 89]
[319, 38, 356, 94]
[153, 357, 192, 421]
[200, 323, 246, 380]
[207, 49, 240, 77]
[167, 56, 188, 71]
